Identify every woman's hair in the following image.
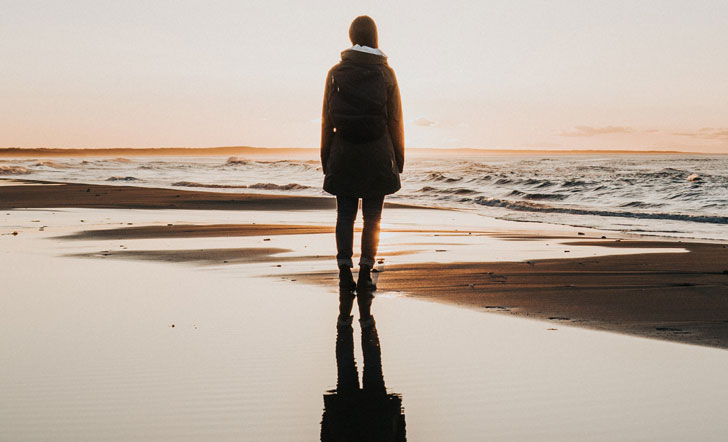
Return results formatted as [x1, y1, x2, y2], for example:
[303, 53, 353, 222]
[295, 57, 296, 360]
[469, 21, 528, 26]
[349, 16, 378, 48]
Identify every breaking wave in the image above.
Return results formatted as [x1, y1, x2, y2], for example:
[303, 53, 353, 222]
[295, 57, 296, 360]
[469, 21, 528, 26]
[172, 181, 250, 189]
[224, 157, 318, 172]
[172, 181, 309, 191]
[225, 157, 249, 165]
[426, 172, 462, 183]
[472, 197, 728, 225]
[418, 186, 477, 195]
[248, 182, 309, 190]
[6, 152, 727, 238]
[33, 160, 72, 168]
[106, 176, 139, 181]
[522, 193, 568, 201]
[0, 165, 32, 175]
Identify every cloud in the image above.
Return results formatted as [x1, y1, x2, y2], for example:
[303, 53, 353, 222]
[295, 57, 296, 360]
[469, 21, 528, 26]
[558, 125, 635, 137]
[672, 127, 728, 141]
[413, 117, 437, 127]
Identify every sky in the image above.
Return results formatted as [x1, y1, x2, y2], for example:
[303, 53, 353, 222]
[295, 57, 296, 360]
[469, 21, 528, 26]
[1, 0, 727, 152]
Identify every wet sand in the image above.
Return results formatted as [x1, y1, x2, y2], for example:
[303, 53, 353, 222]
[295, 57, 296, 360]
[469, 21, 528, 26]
[4, 229, 727, 442]
[3, 178, 728, 441]
[0, 178, 336, 211]
[59, 223, 336, 240]
[367, 241, 728, 348]
[2, 178, 728, 349]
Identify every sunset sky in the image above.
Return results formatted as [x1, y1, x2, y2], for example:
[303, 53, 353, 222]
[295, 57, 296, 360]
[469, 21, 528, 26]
[2, 0, 727, 152]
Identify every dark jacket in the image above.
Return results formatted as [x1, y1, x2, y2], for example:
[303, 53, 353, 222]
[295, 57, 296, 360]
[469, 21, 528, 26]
[321, 49, 404, 198]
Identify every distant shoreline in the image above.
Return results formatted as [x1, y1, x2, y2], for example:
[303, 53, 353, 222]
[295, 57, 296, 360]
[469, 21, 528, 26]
[0, 146, 719, 157]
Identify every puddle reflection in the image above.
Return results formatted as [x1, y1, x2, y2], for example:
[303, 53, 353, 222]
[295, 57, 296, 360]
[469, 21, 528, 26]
[321, 290, 406, 441]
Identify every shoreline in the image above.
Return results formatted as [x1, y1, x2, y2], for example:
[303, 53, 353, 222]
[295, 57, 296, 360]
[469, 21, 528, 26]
[0, 178, 417, 211]
[3, 179, 727, 349]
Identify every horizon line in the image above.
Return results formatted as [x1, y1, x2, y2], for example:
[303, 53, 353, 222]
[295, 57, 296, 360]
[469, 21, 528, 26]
[0, 146, 722, 157]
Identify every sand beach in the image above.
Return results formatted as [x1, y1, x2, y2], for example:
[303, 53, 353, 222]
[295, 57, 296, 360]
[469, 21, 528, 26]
[2, 177, 728, 441]
[3, 178, 728, 348]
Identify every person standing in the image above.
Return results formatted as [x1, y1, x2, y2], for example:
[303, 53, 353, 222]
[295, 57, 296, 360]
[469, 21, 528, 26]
[321, 15, 404, 298]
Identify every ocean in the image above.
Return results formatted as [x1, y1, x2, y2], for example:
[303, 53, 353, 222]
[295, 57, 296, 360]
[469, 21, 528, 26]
[2, 153, 727, 240]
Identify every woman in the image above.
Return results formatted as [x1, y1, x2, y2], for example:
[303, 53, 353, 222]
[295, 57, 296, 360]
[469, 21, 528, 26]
[321, 15, 404, 296]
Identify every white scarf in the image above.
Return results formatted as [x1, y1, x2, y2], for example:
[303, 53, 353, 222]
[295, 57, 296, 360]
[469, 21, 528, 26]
[347, 44, 387, 58]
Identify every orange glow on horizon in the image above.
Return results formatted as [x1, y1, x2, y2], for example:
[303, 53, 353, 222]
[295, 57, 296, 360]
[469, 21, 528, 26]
[1, 1, 726, 153]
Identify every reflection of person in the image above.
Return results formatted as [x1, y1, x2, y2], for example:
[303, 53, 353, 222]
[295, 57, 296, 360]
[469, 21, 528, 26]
[321, 319, 406, 442]
[321, 15, 405, 293]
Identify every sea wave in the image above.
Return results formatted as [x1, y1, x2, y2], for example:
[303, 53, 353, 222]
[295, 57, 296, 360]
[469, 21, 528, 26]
[248, 182, 309, 190]
[224, 157, 318, 172]
[225, 157, 249, 165]
[418, 186, 476, 195]
[561, 179, 591, 187]
[80, 158, 134, 166]
[620, 201, 665, 208]
[522, 193, 568, 201]
[106, 176, 139, 181]
[525, 179, 555, 188]
[426, 172, 462, 183]
[172, 181, 250, 189]
[472, 197, 728, 225]
[172, 181, 309, 191]
[0, 165, 32, 175]
[33, 160, 71, 169]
